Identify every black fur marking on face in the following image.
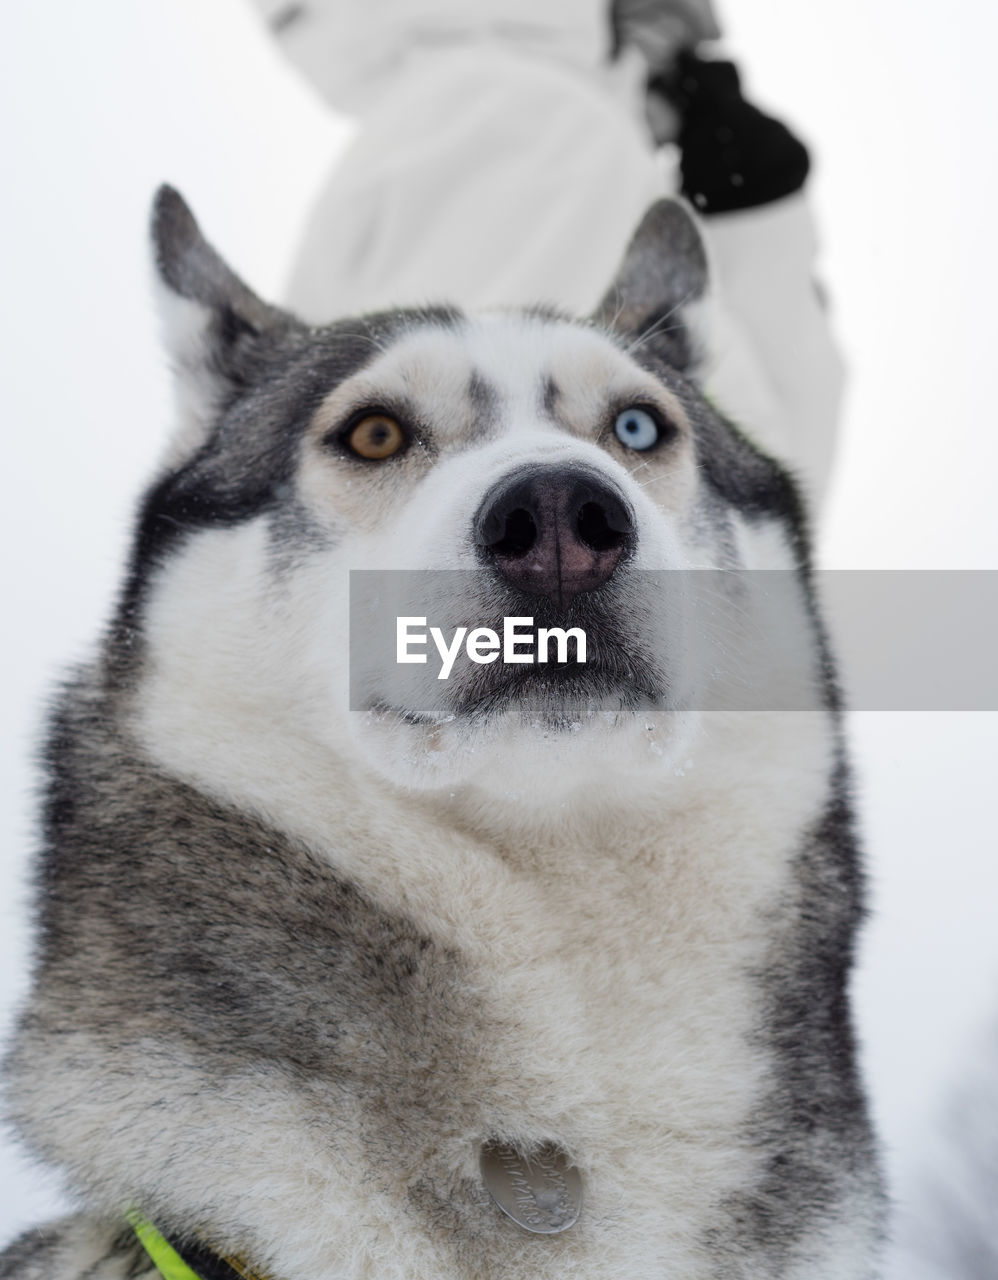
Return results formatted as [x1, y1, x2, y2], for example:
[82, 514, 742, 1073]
[622, 342, 845, 730]
[265, 495, 337, 577]
[629, 346, 810, 540]
[467, 369, 499, 433]
[520, 303, 574, 326]
[105, 311, 451, 682]
[540, 374, 560, 422]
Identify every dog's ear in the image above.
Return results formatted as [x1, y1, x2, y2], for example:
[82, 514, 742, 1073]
[150, 185, 288, 463]
[594, 198, 710, 375]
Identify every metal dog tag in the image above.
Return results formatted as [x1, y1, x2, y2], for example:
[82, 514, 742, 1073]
[479, 1141, 583, 1234]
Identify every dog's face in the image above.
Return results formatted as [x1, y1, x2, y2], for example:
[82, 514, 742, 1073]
[127, 190, 817, 801]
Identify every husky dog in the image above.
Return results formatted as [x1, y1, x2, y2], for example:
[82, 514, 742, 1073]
[0, 188, 884, 1279]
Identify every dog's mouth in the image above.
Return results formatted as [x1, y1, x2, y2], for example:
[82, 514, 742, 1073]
[348, 569, 681, 734]
[361, 600, 669, 730]
[452, 646, 664, 723]
[367, 668, 664, 731]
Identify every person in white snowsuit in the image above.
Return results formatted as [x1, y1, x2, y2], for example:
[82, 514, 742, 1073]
[248, 0, 843, 509]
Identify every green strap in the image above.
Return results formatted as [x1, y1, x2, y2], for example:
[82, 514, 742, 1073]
[128, 1211, 204, 1280]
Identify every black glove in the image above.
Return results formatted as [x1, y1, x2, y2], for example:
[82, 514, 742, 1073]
[651, 50, 811, 214]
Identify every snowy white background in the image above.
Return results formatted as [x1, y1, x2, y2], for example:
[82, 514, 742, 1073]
[1, 0, 996, 1266]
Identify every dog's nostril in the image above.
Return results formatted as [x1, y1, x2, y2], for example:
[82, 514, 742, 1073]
[576, 501, 627, 554]
[492, 507, 537, 558]
[474, 466, 635, 605]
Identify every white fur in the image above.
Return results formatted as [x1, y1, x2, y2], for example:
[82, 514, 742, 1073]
[71, 315, 872, 1276]
[153, 285, 225, 469]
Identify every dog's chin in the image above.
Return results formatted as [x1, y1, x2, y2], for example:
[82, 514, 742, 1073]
[349, 672, 699, 805]
[452, 663, 662, 723]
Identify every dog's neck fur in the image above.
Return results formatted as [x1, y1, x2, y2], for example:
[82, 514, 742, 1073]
[15, 667, 871, 1280]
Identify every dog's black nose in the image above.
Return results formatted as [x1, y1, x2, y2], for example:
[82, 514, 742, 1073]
[473, 465, 635, 606]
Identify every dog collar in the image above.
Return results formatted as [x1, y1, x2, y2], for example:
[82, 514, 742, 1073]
[128, 1211, 268, 1280]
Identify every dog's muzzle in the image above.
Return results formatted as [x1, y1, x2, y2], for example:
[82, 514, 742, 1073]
[473, 465, 635, 608]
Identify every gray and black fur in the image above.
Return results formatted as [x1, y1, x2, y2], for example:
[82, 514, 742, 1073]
[1, 188, 885, 1279]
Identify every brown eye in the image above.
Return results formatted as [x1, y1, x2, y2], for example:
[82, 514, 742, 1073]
[346, 414, 407, 460]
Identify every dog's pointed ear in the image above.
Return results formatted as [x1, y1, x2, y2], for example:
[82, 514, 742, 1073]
[594, 199, 710, 374]
[150, 185, 287, 462]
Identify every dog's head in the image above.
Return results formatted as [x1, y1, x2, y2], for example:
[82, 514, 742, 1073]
[123, 188, 821, 803]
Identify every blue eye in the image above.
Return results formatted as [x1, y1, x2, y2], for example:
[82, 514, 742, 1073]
[613, 407, 660, 451]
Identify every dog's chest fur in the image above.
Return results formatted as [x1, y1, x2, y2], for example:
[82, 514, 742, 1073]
[8, 677, 858, 1279]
